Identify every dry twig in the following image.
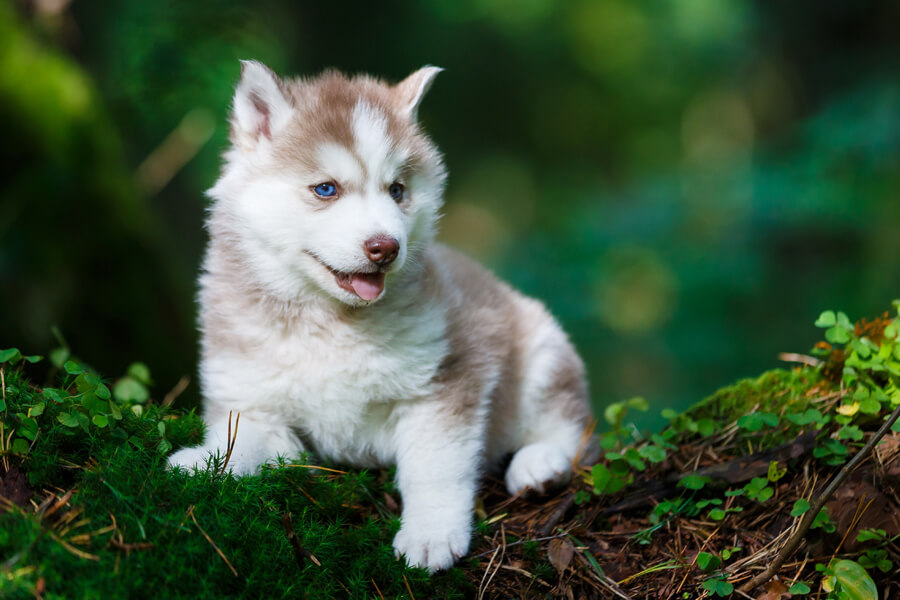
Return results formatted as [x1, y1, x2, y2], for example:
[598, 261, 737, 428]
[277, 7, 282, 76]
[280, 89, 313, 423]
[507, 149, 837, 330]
[217, 411, 240, 475]
[187, 505, 238, 577]
[402, 574, 416, 600]
[777, 353, 824, 368]
[162, 375, 190, 408]
[371, 578, 385, 600]
[477, 523, 507, 600]
[282, 512, 320, 567]
[471, 532, 569, 559]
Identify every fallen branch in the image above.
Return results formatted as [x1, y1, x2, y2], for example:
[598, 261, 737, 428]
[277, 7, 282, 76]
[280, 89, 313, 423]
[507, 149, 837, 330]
[603, 431, 817, 515]
[538, 494, 576, 537]
[739, 402, 900, 593]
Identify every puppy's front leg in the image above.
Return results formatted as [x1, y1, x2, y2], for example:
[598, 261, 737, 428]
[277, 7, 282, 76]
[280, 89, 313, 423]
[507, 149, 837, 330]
[392, 397, 485, 572]
[168, 411, 304, 475]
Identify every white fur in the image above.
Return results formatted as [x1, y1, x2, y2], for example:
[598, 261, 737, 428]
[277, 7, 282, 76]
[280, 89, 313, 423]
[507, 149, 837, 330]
[188, 298, 450, 472]
[505, 442, 570, 495]
[168, 64, 590, 573]
[391, 393, 489, 569]
[316, 142, 365, 187]
[352, 102, 392, 180]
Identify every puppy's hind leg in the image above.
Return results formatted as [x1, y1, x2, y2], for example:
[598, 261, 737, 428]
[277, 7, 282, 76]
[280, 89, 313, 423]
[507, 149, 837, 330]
[504, 331, 591, 497]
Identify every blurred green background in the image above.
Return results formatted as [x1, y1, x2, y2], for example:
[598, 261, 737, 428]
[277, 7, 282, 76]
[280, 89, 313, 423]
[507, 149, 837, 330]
[1, 0, 898, 428]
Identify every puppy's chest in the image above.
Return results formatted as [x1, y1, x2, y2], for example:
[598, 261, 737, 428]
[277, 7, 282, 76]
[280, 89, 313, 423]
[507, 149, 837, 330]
[261, 308, 448, 424]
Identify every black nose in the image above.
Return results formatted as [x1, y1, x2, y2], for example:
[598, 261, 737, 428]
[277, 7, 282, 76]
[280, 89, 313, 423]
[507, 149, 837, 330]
[363, 235, 400, 266]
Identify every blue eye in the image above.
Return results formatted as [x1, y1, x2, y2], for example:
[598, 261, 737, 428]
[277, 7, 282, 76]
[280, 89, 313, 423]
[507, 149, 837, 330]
[313, 182, 337, 198]
[388, 182, 405, 202]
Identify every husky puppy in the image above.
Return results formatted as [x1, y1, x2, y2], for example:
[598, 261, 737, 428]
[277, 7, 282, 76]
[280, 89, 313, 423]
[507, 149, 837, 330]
[168, 61, 591, 572]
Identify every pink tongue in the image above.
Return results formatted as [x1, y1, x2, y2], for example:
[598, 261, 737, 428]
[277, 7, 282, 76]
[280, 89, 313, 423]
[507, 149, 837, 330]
[350, 272, 385, 301]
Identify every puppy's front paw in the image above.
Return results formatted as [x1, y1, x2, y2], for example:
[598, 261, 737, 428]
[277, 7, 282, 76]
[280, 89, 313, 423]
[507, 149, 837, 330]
[167, 446, 215, 472]
[393, 511, 471, 573]
[168, 446, 260, 475]
[505, 442, 571, 496]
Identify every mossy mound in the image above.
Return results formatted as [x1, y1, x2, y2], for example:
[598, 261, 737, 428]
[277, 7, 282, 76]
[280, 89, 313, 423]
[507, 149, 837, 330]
[685, 367, 824, 421]
[0, 364, 468, 599]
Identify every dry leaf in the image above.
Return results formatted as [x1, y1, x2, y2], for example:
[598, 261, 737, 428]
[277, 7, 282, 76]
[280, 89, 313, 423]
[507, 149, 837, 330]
[547, 538, 575, 574]
[382, 492, 399, 513]
[757, 579, 789, 600]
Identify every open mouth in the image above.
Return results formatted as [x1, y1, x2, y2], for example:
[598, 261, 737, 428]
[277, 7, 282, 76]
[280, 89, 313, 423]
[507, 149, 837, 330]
[331, 269, 385, 301]
[307, 253, 386, 301]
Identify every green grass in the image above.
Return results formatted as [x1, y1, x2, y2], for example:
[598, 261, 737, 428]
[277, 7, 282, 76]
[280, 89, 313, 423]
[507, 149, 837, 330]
[0, 365, 469, 599]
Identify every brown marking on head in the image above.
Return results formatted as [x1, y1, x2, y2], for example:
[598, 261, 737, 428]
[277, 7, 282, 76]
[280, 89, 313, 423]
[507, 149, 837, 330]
[251, 68, 443, 190]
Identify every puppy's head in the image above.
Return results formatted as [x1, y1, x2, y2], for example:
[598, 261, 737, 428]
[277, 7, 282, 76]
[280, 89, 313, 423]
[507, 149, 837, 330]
[210, 61, 446, 306]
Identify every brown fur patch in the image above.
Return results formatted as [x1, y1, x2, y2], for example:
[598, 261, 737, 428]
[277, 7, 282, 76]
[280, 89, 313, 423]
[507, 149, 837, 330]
[263, 70, 439, 187]
[421, 245, 590, 464]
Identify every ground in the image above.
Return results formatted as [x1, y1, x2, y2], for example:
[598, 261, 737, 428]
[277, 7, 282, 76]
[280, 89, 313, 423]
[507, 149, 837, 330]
[1, 307, 899, 599]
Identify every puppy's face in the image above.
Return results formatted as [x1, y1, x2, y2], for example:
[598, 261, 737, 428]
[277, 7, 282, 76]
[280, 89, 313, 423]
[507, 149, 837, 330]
[210, 62, 446, 306]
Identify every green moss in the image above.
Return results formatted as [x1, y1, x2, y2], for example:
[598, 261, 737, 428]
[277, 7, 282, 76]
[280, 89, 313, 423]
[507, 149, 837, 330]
[685, 368, 827, 422]
[651, 367, 836, 456]
[0, 366, 470, 600]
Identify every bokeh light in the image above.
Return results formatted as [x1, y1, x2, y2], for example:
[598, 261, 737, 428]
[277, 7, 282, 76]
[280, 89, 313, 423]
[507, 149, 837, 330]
[1, 0, 898, 430]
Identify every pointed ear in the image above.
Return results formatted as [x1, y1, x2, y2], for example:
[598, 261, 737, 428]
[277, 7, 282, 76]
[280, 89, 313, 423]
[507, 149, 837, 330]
[230, 60, 293, 148]
[395, 66, 443, 121]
